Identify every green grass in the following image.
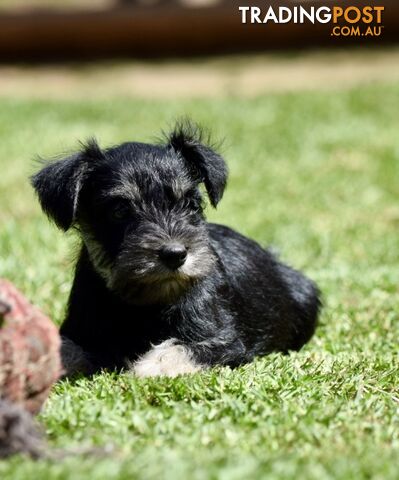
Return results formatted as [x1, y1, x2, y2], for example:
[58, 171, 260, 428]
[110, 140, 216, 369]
[0, 81, 398, 479]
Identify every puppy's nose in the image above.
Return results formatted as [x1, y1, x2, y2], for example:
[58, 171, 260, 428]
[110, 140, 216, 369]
[159, 243, 187, 270]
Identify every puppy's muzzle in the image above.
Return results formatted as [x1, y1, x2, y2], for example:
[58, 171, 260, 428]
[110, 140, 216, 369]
[158, 242, 187, 270]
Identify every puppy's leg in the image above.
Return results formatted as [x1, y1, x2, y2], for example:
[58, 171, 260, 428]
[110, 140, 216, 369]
[61, 337, 95, 377]
[130, 339, 203, 378]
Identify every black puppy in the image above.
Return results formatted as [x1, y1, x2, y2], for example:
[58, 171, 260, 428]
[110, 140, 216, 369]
[32, 122, 321, 377]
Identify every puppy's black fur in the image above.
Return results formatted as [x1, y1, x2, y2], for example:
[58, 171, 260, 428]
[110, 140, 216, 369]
[32, 122, 321, 377]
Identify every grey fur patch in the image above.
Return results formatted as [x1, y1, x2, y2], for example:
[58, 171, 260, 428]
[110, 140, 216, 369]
[80, 226, 113, 283]
[107, 182, 141, 203]
[171, 176, 192, 199]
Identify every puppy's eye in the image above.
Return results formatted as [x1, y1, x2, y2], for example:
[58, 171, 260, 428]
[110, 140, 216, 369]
[164, 185, 176, 205]
[110, 202, 130, 222]
[188, 198, 199, 209]
[185, 196, 202, 211]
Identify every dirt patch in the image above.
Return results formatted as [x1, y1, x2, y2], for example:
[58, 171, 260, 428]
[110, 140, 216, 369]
[0, 48, 398, 100]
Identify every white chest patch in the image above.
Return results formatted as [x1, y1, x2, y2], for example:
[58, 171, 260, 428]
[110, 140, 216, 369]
[129, 338, 202, 378]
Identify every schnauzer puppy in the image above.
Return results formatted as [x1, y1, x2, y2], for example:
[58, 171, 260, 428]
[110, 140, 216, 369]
[32, 122, 321, 377]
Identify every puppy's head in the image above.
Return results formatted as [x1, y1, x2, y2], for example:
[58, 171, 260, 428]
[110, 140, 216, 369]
[32, 122, 227, 304]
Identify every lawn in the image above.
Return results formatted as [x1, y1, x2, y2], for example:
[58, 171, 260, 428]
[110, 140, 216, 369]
[0, 80, 398, 479]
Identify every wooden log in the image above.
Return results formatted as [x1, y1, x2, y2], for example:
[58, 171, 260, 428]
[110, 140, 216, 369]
[0, 1, 397, 61]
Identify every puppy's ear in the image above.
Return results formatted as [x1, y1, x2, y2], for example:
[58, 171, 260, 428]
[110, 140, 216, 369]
[167, 121, 228, 207]
[31, 140, 102, 231]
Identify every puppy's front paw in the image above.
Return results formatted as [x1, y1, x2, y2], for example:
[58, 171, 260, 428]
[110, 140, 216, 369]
[61, 337, 94, 377]
[130, 339, 202, 378]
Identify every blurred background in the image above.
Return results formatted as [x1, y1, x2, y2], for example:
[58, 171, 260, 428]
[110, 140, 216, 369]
[0, 1, 398, 57]
[0, 1, 397, 99]
[0, 0, 398, 94]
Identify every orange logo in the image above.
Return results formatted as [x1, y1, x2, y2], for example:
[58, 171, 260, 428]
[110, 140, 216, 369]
[331, 6, 384, 37]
